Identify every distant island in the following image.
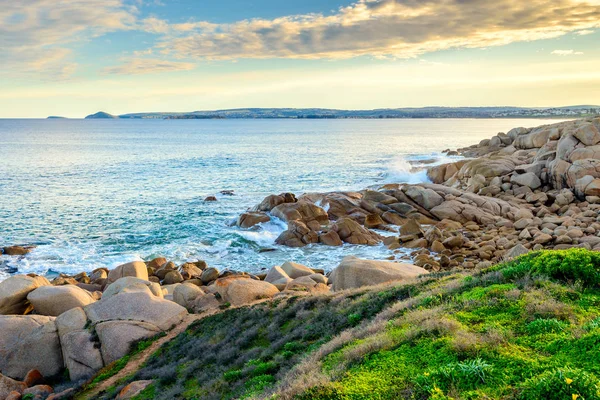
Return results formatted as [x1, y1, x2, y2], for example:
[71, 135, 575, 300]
[83, 105, 600, 120]
[85, 111, 118, 119]
[46, 116, 67, 119]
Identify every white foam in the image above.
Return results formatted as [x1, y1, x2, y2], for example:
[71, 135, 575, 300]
[235, 218, 287, 247]
[384, 153, 464, 184]
[384, 156, 431, 184]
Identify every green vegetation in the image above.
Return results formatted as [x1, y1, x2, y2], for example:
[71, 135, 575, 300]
[76, 332, 166, 398]
[85, 249, 600, 400]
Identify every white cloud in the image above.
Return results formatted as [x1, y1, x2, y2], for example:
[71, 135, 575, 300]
[576, 29, 595, 35]
[552, 49, 584, 55]
[2, 0, 599, 78]
[104, 58, 195, 75]
[0, 0, 137, 78]
[155, 0, 600, 60]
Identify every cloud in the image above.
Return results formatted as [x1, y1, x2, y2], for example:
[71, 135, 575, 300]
[0, 0, 137, 78]
[142, 16, 169, 34]
[552, 49, 585, 55]
[575, 29, 595, 35]
[2, 0, 599, 79]
[155, 0, 600, 60]
[104, 58, 195, 74]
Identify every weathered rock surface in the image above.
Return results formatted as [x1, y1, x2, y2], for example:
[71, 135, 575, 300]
[0, 315, 63, 379]
[218, 279, 279, 306]
[85, 291, 187, 331]
[0, 373, 26, 399]
[116, 380, 154, 400]
[173, 283, 203, 309]
[27, 285, 96, 316]
[103, 277, 164, 299]
[237, 212, 271, 228]
[0, 275, 50, 315]
[106, 261, 149, 285]
[55, 307, 103, 381]
[280, 261, 314, 279]
[330, 256, 429, 291]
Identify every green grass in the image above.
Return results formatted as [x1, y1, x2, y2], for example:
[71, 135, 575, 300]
[82, 249, 600, 400]
[303, 249, 600, 399]
[75, 332, 166, 399]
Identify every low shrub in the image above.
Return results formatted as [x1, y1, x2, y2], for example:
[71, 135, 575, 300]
[413, 358, 493, 398]
[517, 367, 600, 400]
[526, 318, 569, 335]
[491, 249, 600, 287]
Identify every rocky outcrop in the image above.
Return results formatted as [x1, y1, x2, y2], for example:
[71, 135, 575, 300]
[331, 218, 382, 245]
[214, 277, 279, 306]
[55, 308, 103, 381]
[0, 315, 63, 380]
[330, 256, 429, 291]
[27, 285, 96, 316]
[173, 283, 203, 309]
[280, 261, 314, 279]
[0, 275, 50, 315]
[2, 246, 33, 256]
[106, 261, 149, 285]
[237, 212, 271, 228]
[103, 277, 164, 299]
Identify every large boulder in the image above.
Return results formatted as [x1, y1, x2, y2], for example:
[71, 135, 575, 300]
[330, 256, 428, 291]
[275, 220, 319, 247]
[95, 321, 161, 365]
[173, 283, 203, 309]
[106, 261, 148, 285]
[55, 307, 103, 381]
[513, 127, 552, 149]
[510, 172, 541, 190]
[102, 277, 163, 299]
[0, 275, 50, 315]
[84, 291, 187, 364]
[271, 201, 329, 231]
[219, 279, 279, 306]
[27, 285, 96, 316]
[85, 291, 187, 331]
[573, 122, 600, 146]
[332, 218, 381, 245]
[252, 193, 296, 212]
[403, 186, 444, 210]
[457, 156, 517, 179]
[0, 315, 63, 379]
[237, 212, 270, 228]
[280, 261, 314, 279]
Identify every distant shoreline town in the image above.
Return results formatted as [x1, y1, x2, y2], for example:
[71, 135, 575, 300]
[64, 106, 600, 120]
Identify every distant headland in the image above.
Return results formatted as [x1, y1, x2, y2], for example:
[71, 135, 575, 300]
[81, 106, 600, 120]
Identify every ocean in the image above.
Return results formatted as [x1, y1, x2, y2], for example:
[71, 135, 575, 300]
[0, 118, 562, 280]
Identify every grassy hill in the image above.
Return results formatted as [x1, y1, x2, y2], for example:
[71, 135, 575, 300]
[81, 249, 600, 399]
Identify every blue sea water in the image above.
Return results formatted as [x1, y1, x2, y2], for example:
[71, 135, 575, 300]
[0, 118, 562, 279]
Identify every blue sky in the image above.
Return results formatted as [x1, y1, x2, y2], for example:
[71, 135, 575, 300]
[1, 0, 599, 117]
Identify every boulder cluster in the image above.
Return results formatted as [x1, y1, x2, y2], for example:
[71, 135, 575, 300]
[0, 254, 427, 396]
[236, 118, 600, 272]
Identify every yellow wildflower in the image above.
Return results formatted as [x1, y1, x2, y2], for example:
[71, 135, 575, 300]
[572, 394, 579, 400]
[566, 378, 573, 385]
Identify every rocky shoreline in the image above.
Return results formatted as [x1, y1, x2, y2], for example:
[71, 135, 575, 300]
[1, 116, 600, 399]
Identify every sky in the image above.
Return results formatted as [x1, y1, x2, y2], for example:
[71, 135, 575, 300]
[1, 0, 600, 118]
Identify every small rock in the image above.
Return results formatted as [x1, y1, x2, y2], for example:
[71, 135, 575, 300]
[117, 380, 154, 400]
